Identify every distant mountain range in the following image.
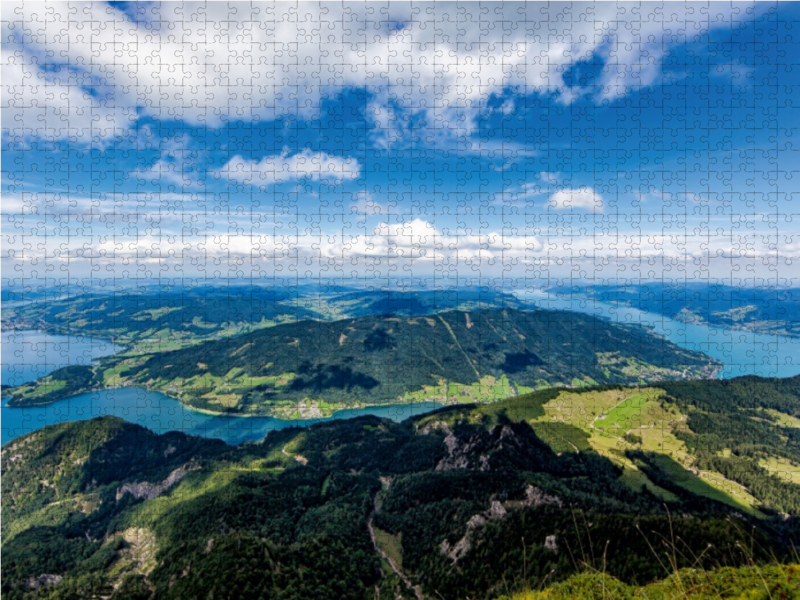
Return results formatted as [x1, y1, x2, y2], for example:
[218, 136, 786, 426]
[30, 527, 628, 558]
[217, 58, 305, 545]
[3, 375, 799, 599]
[3, 308, 720, 417]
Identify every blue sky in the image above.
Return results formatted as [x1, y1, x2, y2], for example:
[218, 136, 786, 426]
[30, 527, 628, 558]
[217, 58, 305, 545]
[2, 1, 799, 289]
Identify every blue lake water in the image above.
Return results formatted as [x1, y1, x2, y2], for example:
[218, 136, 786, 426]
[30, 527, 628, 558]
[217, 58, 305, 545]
[1, 330, 121, 386]
[3, 293, 800, 446]
[0, 330, 442, 444]
[0, 386, 443, 445]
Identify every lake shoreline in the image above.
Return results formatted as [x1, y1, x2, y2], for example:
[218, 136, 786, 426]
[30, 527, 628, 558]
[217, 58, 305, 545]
[4, 379, 462, 420]
[1, 385, 445, 446]
[5, 295, 800, 445]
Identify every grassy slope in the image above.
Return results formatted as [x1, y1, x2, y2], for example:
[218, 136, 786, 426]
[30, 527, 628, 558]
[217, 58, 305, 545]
[500, 563, 800, 600]
[415, 376, 800, 517]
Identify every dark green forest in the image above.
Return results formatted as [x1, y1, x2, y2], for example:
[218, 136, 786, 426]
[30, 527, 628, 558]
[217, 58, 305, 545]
[3, 376, 799, 600]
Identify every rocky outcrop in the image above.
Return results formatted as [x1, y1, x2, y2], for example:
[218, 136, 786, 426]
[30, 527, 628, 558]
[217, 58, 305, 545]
[417, 420, 452, 436]
[435, 422, 556, 472]
[504, 484, 563, 510]
[440, 501, 509, 562]
[440, 487, 562, 563]
[27, 574, 62, 590]
[116, 463, 198, 502]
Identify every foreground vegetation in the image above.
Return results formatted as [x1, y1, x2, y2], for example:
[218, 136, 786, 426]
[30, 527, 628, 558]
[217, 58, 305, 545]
[501, 563, 800, 599]
[2, 376, 799, 599]
[2, 308, 719, 417]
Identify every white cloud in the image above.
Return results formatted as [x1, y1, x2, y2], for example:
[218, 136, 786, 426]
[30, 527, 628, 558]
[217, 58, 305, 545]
[312, 219, 542, 262]
[216, 150, 360, 187]
[2, 2, 750, 144]
[549, 188, 603, 210]
[538, 172, 560, 185]
[349, 191, 383, 215]
[1, 49, 137, 145]
[132, 134, 202, 187]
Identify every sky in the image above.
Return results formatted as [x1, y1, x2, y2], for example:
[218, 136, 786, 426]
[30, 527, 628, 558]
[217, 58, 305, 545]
[2, 1, 799, 291]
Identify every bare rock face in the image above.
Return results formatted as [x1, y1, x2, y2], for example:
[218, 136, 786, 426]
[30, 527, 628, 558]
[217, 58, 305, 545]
[417, 420, 452, 436]
[440, 534, 473, 562]
[440, 483, 563, 564]
[488, 500, 507, 519]
[523, 485, 563, 509]
[436, 430, 472, 470]
[441, 497, 519, 563]
[27, 574, 63, 590]
[116, 463, 198, 501]
[435, 422, 556, 472]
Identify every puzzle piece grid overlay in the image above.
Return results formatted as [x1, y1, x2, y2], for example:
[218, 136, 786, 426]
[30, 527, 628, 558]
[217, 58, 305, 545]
[2, 2, 800, 498]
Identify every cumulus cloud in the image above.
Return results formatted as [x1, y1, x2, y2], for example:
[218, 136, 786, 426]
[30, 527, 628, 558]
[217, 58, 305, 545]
[2, 2, 750, 144]
[549, 188, 603, 210]
[217, 150, 360, 187]
[132, 134, 202, 187]
[2, 49, 137, 145]
[349, 191, 383, 215]
[315, 219, 542, 262]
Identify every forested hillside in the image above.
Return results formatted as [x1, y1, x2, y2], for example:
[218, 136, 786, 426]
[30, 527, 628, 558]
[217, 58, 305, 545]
[3, 309, 720, 416]
[3, 376, 799, 600]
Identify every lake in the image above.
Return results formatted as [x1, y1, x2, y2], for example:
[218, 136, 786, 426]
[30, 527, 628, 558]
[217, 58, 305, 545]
[0, 386, 442, 445]
[4, 293, 800, 445]
[0, 330, 442, 444]
[1, 330, 121, 386]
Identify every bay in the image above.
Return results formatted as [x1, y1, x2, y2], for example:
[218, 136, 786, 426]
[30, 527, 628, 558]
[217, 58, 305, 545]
[1, 330, 121, 386]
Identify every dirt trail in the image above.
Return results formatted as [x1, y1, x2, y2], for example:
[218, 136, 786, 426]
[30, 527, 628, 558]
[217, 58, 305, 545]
[368, 480, 423, 600]
[281, 444, 308, 465]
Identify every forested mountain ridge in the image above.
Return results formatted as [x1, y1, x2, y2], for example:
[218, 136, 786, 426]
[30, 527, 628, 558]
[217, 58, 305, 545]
[3, 376, 799, 600]
[3, 308, 720, 417]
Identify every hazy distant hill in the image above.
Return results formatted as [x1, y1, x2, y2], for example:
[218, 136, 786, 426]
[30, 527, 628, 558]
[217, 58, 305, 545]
[3, 375, 799, 600]
[1, 286, 527, 353]
[557, 283, 800, 337]
[4, 308, 720, 416]
[0, 285, 322, 352]
[324, 287, 525, 317]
